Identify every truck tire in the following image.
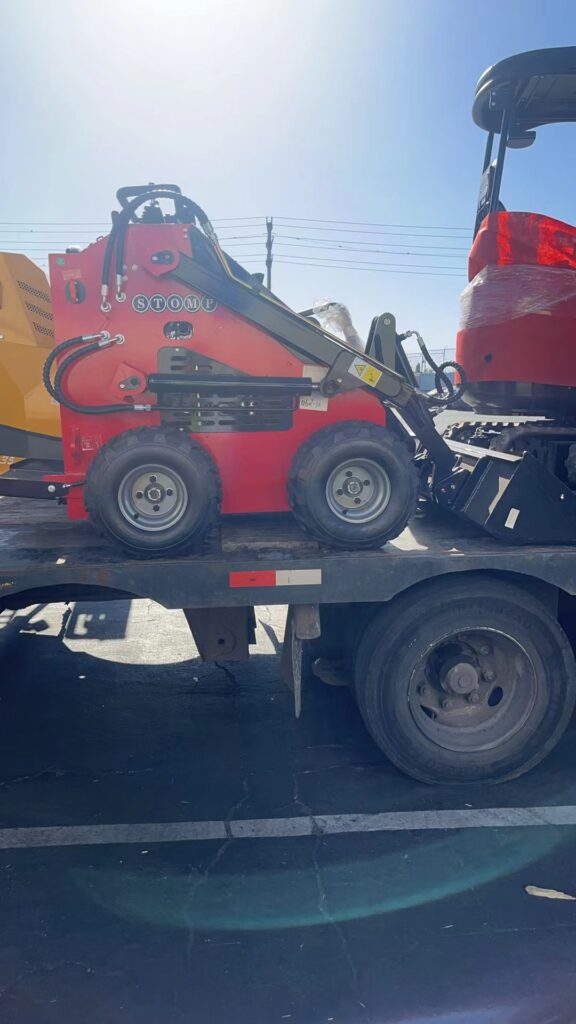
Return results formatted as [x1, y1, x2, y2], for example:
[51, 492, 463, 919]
[288, 422, 418, 549]
[354, 575, 576, 784]
[84, 428, 221, 557]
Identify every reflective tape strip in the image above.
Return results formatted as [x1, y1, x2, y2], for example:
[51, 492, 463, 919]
[275, 569, 322, 586]
[229, 571, 277, 588]
[229, 569, 322, 588]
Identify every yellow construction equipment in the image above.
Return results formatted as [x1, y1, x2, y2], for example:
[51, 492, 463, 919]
[0, 254, 60, 475]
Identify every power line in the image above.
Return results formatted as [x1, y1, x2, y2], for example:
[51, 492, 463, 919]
[0, 216, 470, 231]
[0, 220, 266, 230]
[16, 252, 463, 279]
[218, 236, 469, 256]
[8, 245, 464, 268]
[0, 229, 108, 235]
[273, 241, 467, 261]
[245, 252, 466, 271]
[6, 224, 463, 239]
[0, 230, 267, 239]
[274, 215, 470, 231]
[0, 234, 266, 247]
[0, 222, 111, 226]
[7, 244, 465, 271]
[3, 208, 470, 284]
[274, 233, 469, 252]
[247, 259, 464, 277]
[213, 216, 265, 222]
[268, 224, 471, 239]
[237, 254, 463, 276]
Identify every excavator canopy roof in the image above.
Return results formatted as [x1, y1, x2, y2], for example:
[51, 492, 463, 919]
[473, 47, 576, 135]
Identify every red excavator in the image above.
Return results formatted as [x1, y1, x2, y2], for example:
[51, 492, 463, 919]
[453, 47, 576, 486]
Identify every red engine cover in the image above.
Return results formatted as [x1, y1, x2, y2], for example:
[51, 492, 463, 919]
[456, 211, 576, 413]
[49, 225, 387, 519]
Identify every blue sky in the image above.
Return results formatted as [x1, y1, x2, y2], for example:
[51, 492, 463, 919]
[3, 0, 576, 351]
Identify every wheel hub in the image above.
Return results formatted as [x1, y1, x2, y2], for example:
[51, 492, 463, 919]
[325, 458, 392, 524]
[145, 484, 164, 503]
[118, 465, 188, 532]
[409, 629, 538, 752]
[344, 477, 363, 497]
[442, 660, 479, 695]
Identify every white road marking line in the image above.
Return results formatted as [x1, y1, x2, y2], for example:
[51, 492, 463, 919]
[0, 805, 575, 850]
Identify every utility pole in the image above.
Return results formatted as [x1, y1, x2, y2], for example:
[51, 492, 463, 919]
[265, 217, 273, 290]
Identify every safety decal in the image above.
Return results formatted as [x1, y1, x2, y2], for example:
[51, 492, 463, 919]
[131, 293, 218, 314]
[348, 358, 382, 387]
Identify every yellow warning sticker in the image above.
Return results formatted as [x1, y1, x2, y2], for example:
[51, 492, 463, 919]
[348, 359, 383, 387]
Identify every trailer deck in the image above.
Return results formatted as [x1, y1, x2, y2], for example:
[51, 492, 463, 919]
[2, 496, 576, 611]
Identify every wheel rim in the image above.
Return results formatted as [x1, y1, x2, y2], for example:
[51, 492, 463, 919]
[325, 458, 392, 524]
[408, 628, 539, 752]
[118, 464, 188, 532]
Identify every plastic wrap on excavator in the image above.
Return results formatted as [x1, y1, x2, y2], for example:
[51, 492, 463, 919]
[457, 212, 576, 409]
[461, 212, 576, 328]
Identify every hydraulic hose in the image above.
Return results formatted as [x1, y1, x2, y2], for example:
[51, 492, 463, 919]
[43, 335, 94, 401]
[44, 334, 147, 416]
[400, 331, 467, 406]
[114, 190, 212, 280]
[104, 187, 214, 305]
[432, 360, 467, 405]
[100, 212, 124, 308]
[54, 345, 142, 415]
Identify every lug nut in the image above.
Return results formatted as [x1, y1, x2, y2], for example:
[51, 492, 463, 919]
[418, 684, 430, 697]
[478, 644, 490, 656]
[483, 669, 495, 682]
[441, 697, 454, 710]
[468, 691, 481, 704]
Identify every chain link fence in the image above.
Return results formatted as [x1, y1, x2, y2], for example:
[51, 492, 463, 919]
[404, 348, 456, 390]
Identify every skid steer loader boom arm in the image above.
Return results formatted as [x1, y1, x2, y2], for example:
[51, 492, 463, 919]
[170, 252, 456, 478]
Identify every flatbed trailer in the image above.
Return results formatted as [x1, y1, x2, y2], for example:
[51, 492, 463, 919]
[2, 494, 576, 785]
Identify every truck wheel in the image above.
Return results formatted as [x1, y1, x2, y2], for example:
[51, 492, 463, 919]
[354, 576, 576, 784]
[84, 428, 221, 557]
[288, 422, 418, 549]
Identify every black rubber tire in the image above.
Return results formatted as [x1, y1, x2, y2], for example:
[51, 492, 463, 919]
[84, 428, 221, 558]
[354, 575, 576, 784]
[288, 422, 418, 549]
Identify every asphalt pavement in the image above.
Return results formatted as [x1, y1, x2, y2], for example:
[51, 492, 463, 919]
[1, 599, 576, 1024]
